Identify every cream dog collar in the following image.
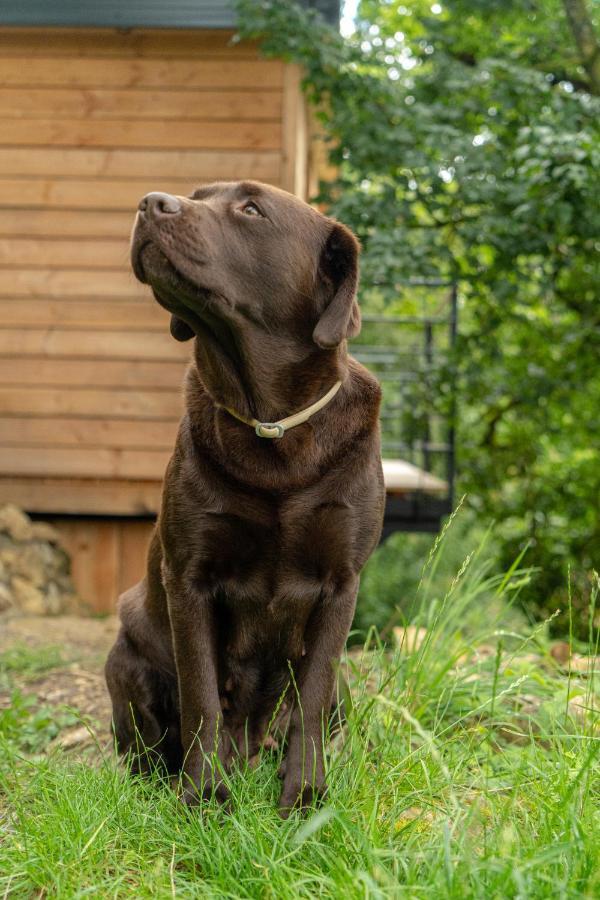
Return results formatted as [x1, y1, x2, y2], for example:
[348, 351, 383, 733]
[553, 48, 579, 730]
[220, 380, 343, 439]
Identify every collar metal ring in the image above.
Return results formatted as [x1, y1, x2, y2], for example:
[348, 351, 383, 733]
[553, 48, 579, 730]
[255, 422, 285, 439]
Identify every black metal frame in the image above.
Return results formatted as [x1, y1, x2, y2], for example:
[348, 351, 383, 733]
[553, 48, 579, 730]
[351, 280, 458, 535]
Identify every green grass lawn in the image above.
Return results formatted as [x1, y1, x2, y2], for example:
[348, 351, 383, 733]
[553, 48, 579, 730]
[1, 538, 599, 898]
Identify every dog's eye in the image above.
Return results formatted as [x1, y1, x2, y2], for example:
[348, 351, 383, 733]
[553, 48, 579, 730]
[240, 201, 263, 217]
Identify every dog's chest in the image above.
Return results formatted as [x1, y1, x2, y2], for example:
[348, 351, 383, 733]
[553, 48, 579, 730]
[189, 494, 353, 662]
[197, 494, 355, 599]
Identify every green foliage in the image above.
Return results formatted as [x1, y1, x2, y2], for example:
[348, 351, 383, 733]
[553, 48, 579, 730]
[237, 0, 600, 637]
[0, 646, 80, 753]
[0, 690, 79, 754]
[0, 644, 66, 689]
[355, 508, 505, 638]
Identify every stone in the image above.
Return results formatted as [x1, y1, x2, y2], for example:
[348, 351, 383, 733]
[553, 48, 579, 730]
[48, 726, 91, 751]
[0, 504, 33, 542]
[11, 576, 47, 616]
[29, 521, 60, 543]
[0, 582, 14, 613]
[0, 504, 80, 617]
[393, 625, 428, 654]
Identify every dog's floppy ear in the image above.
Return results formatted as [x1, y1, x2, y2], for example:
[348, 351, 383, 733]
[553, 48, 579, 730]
[312, 221, 361, 349]
[170, 315, 195, 342]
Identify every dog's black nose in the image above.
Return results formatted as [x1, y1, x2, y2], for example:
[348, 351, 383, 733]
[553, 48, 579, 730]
[138, 192, 181, 218]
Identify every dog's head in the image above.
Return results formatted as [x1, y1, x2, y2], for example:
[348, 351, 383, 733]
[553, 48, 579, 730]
[131, 181, 361, 352]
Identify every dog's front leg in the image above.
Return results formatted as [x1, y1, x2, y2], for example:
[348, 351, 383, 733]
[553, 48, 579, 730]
[279, 577, 359, 817]
[164, 569, 228, 806]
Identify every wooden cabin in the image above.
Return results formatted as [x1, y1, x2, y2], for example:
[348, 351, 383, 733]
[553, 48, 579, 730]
[0, 1, 449, 613]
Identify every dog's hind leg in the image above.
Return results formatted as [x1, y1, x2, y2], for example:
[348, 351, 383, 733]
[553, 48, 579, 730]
[105, 629, 182, 776]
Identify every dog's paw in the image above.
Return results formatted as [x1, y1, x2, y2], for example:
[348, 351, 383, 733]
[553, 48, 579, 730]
[179, 775, 230, 808]
[278, 774, 325, 818]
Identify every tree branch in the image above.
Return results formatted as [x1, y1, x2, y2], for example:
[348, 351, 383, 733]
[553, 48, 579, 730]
[562, 0, 600, 94]
[481, 397, 523, 448]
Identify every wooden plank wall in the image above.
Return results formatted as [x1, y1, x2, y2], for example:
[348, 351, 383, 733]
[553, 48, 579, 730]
[0, 27, 308, 611]
[0, 27, 306, 517]
[46, 517, 155, 614]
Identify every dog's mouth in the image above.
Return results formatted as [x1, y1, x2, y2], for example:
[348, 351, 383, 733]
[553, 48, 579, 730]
[133, 239, 211, 309]
[131, 238, 154, 285]
[132, 237, 243, 368]
[133, 239, 180, 289]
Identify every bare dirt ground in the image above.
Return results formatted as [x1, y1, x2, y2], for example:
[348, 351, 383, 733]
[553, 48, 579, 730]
[0, 615, 120, 753]
[1, 615, 596, 762]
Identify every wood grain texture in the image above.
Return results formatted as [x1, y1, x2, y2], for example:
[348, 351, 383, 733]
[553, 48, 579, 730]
[281, 64, 308, 197]
[0, 329, 189, 360]
[0, 387, 183, 419]
[0, 57, 283, 89]
[46, 516, 155, 613]
[0, 446, 171, 479]
[0, 176, 277, 213]
[51, 518, 120, 613]
[0, 358, 185, 388]
[0, 300, 167, 330]
[0, 417, 178, 449]
[0, 477, 162, 515]
[0, 88, 281, 121]
[0, 268, 146, 298]
[0, 209, 139, 237]
[0, 29, 258, 59]
[0, 239, 130, 268]
[0, 178, 190, 211]
[1, 119, 281, 151]
[0, 148, 281, 180]
[0, 28, 305, 515]
[117, 519, 154, 597]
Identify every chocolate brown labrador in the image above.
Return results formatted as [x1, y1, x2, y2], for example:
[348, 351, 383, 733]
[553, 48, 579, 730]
[104, 180, 385, 815]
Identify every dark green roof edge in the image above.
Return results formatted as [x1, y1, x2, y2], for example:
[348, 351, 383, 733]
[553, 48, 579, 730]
[0, 1, 340, 30]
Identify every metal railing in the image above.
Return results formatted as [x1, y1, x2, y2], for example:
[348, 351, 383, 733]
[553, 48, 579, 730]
[351, 280, 458, 532]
